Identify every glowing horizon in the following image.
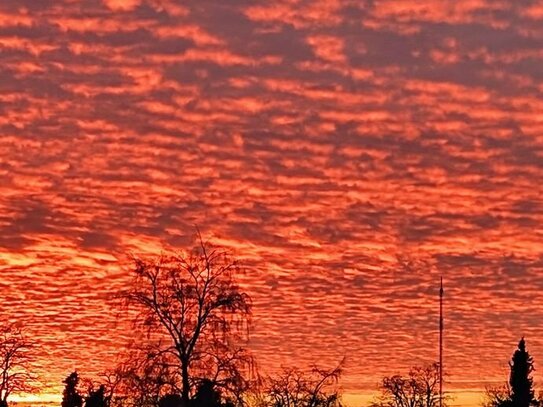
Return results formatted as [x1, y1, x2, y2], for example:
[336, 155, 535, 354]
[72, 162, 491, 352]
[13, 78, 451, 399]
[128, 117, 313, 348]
[8, 389, 489, 407]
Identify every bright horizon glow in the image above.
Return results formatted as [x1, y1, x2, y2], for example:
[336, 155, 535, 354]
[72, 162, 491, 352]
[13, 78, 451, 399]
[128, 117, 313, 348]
[11, 389, 487, 407]
[11, 394, 61, 404]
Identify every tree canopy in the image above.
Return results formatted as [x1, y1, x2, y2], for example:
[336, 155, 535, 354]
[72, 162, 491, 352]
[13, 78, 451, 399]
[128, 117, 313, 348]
[0, 323, 36, 406]
[370, 363, 443, 407]
[121, 235, 253, 406]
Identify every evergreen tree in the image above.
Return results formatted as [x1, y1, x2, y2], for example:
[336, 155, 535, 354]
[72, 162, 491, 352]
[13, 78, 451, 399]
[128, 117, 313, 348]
[62, 372, 83, 407]
[509, 338, 535, 407]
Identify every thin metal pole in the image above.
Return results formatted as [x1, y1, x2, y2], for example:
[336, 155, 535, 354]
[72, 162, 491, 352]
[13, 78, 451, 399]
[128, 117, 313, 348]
[439, 275, 443, 407]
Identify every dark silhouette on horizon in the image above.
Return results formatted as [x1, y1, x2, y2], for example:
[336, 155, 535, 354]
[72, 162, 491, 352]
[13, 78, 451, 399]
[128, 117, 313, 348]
[485, 338, 539, 407]
[192, 380, 224, 407]
[5, 238, 543, 407]
[119, 234, 253, 406]
[262, 365, 342, 407]
[510, 338, 536, 407]
[154, 380, 229, 407]
[86, 385, 109, 407]
[0, 323, 37, 407]
[370, 363, 443, 407]
[62, 372, 83, 407]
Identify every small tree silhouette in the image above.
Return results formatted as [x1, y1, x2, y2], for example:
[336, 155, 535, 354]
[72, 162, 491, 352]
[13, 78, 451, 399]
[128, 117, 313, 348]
[370, 363, 443, 407]
[105, 347, 181, 407]
[192, 379, 222, 407]
[85, 385, 109, 407]
[62, 372, 83, 407]
[258, 364, 342, 407]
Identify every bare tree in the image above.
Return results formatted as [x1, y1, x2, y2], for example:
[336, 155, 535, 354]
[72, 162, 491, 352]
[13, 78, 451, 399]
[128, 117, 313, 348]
[370, 363, 443, 407]
[255, 364, 342, 407]
[104, 346, 182, 407]
[121, 235, 253, 406]
[0, 323, 36, 406]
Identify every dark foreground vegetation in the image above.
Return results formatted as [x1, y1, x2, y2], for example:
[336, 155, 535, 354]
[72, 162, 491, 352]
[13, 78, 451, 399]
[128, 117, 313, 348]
[0, 237, 540, 407]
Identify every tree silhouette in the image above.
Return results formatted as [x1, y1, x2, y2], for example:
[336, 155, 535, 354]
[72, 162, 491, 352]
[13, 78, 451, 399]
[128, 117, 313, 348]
[485, 385, 513, 407]
[510, 338, 535, 407]
[257, 364, 342, 407]
[106, 347, 182, 407]
[85, 385, 109, 407]
[62, 372, 83, 407]
[370, 363, 443, 407]
[486, 338, 538, 407]
[121, 235, 253, 406]
[192, 379, 222, 407]
[0, 322, 37, 406]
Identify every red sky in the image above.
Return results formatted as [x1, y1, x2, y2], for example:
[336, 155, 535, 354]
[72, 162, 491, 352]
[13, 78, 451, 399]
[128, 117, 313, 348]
[1, 0, 543, 406]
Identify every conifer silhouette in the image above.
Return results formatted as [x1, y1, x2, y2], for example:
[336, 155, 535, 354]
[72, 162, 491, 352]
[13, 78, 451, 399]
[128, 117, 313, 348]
[62, 372, 83, 407]
[509, 338, 535, 407]
[485, 338, 539, 407]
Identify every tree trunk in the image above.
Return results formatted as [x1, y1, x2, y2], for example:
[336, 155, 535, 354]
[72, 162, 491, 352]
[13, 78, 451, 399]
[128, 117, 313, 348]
[181, 360, 190, 407]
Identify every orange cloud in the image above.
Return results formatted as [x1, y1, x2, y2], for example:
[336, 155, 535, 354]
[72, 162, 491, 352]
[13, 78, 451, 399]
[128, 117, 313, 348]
[103, 0, 141, 11]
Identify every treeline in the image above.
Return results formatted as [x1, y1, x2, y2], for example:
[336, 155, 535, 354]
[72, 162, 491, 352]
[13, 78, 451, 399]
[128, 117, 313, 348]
[0, 237, 540, 407]
[57, 366, 342, 407]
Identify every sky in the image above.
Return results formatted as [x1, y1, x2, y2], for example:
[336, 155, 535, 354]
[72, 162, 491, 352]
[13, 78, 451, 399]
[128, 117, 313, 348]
[1, 0, 543, 406]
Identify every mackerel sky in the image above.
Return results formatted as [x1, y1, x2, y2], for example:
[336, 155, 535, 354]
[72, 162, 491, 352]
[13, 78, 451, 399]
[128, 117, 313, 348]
[1, 1, 543, 406]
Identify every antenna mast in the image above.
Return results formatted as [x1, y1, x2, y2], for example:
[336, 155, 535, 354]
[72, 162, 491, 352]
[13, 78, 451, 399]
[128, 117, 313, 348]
[439, 275, 444, 407]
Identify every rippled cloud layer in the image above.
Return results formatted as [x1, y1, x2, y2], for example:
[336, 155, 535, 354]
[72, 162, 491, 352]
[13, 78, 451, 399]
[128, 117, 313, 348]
[1, 1, 543, 405]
